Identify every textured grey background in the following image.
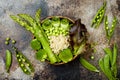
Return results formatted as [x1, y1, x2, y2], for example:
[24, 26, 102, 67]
[0, 0, 120, 80]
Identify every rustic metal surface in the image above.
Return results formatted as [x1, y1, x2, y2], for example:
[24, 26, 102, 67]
[0, 0, 120, 80]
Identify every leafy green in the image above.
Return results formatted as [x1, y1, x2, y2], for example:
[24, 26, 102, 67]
[59, 48, 73, 63]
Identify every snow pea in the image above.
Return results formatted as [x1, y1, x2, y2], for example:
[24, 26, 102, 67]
[15, 49, 34, 75]
[79, 57, 99, 72]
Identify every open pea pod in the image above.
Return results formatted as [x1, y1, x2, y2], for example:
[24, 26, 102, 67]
[59, 48, 73, 63]
[15, 50, 34, 75]
[91, 1, 106, 28]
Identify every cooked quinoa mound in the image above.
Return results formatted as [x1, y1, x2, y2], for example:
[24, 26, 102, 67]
[48, 35, 70, 54]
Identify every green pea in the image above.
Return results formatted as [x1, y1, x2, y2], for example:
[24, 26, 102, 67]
[5, 50, 12, 72]
[18, 59, 21, 62]
[103, 55, 115, 80]
[5, 41, 9, 45]
[12, 39, 16, 44]
[21, 64, 24, 67]
[6, 37, 10, 41]
[90, 56, 94, 60]
[16, 54, 19, 57]
[22, 59, 26, 62]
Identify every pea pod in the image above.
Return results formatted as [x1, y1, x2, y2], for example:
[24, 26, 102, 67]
[103, 48, 113, 66]
[104, 16, 117, 42]
[5, 50, 12, 72]
[111, 43, 118, 77]
[79, 57, 99, 72]
[15, 50, 34, 75]
[103, 55, 115, 80]
[91, 1, 106, 28]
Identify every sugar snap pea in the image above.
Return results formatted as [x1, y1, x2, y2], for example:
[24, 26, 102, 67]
[91, 1, 106, 28]
[5, 50, 12, 72]
[79, 57, 99, 72]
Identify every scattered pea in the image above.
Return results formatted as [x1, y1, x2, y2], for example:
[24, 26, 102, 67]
[5, 41, 9, 45]
[16, 54, 19, 57]
[12, 40, 16, 44]
[6, 37, 10, 41]
[90, 56, 94, 60]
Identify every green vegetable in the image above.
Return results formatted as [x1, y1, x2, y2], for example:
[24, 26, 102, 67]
[15, 49, 34, 75]
[30, 39, 41, 50]
[35, 8, 41, 23]
[104, 16, 117, 42]
[60, 18, 69, 30]
[10, 15, 34, 34]
[99, 44, 118, 80]
[6, 37, 10, 41]
[42, 19, 52, 30]
[10, 9, 57, 64]
[5, 50, 12, 72]
[103, 55, 115, 80]
[111, 43, 118, 77]
[59, 48, 73, 63]
[103, 48, 112, 66]
[51, 16, 60, 27]
[74, 40, 86, 55]
[12, 39, 16, 44]
[79, 57, 99, 72]
[91, 1, 106, 28]
[5, 41, 9, 45]
[35, 49, 47, 61]
[90, 56, 94, 60]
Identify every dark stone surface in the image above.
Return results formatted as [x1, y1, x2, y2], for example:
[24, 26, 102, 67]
[0, 0, 119, 80]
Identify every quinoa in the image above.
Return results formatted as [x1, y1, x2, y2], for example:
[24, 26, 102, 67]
[48, 35, 70, 54]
